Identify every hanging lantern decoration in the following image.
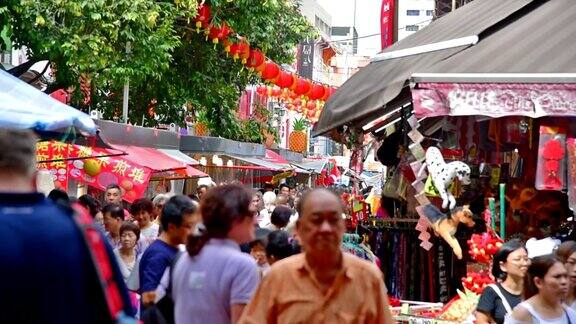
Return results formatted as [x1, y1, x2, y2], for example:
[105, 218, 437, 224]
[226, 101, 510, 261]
[308, 83, 326, 100]
[274, 71, 295, 89]
[271, 87, 282, 97]
[293, 78, 311, 96]
[223, 39, 233, 54]
[306, 100, 317, 110]
[245, 49, 265, 69]
[260, 62, 280, 80]
[194, 5, 211, 32]
[306, 109, 316, 119]
[320, 86, 331, 101]
[209, 23, 230, 44]
[229, 43, 241, 60]
[238, 43, 251, 64]
[256, 85, 267, 96]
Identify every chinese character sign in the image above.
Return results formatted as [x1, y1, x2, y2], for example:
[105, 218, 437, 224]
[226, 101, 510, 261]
[36, 141, 73, 190]
[36, 141, 153, 202]
[67, 155, 152, 203]
[380, 0, 395, 50]
[297, 39, 314, 80]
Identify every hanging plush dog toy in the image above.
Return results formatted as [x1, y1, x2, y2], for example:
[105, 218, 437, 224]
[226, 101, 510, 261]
[419, 147, 471, 210]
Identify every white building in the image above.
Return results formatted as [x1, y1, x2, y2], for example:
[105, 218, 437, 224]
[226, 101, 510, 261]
[297, 0, 341, 156]
[397, 0, 435, 41]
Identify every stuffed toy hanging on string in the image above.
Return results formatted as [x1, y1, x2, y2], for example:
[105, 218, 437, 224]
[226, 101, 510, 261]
[418, 146, 471, 210]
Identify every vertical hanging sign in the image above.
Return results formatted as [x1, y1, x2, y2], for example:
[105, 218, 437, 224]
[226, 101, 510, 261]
[297, 39, 314, 79]
[380, 0, 395, 50]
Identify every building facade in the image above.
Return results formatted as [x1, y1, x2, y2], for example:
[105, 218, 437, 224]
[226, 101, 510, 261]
[397, 0, 435, 40]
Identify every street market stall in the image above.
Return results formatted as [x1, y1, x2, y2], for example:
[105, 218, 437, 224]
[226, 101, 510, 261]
[314, 0, 576, 321]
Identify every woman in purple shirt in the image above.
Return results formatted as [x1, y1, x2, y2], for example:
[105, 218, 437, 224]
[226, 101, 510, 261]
[170, 184, 260, 324]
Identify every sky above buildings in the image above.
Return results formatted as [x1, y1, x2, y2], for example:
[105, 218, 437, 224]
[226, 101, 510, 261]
[317, 0, 383, 56]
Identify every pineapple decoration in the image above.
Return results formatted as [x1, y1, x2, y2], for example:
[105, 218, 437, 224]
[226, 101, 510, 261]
[186, 103, 210, 137]
[289, 117, 309, 153]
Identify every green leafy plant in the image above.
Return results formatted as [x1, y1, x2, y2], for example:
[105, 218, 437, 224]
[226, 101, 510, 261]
[1, 0, 315, 143]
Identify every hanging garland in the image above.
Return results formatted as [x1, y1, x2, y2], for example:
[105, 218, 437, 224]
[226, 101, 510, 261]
[192, 3, 337, 123]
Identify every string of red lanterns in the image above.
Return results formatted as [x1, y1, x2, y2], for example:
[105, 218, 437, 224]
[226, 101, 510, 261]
[193, 3, 337, 123]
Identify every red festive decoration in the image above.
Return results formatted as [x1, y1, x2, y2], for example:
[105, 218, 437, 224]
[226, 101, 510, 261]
[260, 62, 280, 80]
[306, 109, 316, 119]
[274, 71, 295, 88]
[293, 78, 311, 95]
[467, 232, 503, 264]
[462, 270, 494, 294]
[308, 83, 325, 100]
[193, 8, 339, 106]
[209, 22, 231, 44]
[271, 87, 282, 97]
[194, 5, 211, 32]
[542, 139, 565, 188]
[245, 49, 265, 68]
[238, 43, 251, 64]
[256, 85, 267, 96]
[229, 43, 240, 60]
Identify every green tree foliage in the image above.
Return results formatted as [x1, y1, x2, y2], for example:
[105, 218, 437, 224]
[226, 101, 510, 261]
[1, 0, 315, 143]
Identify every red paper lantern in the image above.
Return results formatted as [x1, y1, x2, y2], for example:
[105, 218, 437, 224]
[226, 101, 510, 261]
[223, 39, 232, 53]
[261, 62, 280, 80]
[306, 101, 316, 110]
[308, 83, 326, 100]
[238, 43, 251, 64]
[209, 22, 230, 44]
[271, 87, 282, 97]
[194, 5, 211, 32]
[245, 49, 265, 68]
[293, 78, 311, 96]
[306, 109, 316, 119]
[274, 71, 295, 88]
[256, 85, 267, 96]
[245, 49, 263, 67]
[229, 43, 240, 60]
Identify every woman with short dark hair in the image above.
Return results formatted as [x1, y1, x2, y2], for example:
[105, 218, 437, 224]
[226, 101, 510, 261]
[114, 221, 141, 283]
[266, 205, 292, 231]
[476, 239, 529, 324]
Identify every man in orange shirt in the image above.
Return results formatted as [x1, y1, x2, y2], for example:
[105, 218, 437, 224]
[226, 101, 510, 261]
[240, 188, 394, 324]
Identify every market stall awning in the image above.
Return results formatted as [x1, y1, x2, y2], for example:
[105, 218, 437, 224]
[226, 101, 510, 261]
[312, 0, 535, 137]
[112, 145, 187, 172]
[292, 159, 326, 174]
[411, 0, 576, 118]
[158, 149, 200, 165]
[0, 69, 96, 135]
[229, 155, 289, 171]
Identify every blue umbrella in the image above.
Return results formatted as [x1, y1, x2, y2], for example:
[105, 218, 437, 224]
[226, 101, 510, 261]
[0, 69, 96, 135]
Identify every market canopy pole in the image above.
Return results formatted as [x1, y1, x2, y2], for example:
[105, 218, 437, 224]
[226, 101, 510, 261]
[122, 42, 131, 123]
[500, 183, 506, 239]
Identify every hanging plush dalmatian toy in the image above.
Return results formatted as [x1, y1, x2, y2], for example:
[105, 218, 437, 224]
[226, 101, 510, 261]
[418, 147, 471, 210]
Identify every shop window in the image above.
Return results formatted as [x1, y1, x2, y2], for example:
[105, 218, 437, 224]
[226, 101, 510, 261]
[407, 10, 420, 16]
[426, 10, 434, 16]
